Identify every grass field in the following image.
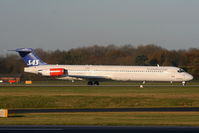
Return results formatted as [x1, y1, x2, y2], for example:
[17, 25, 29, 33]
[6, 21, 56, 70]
[1, 82, 199, 126]
[1, 112, 199, 126]
[0, 85, 199, 109]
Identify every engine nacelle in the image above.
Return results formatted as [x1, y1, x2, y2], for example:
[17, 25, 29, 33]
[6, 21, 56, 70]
[38, 68, 67, 77]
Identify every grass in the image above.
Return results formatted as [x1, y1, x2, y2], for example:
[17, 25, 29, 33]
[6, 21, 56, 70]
[1, 112, 199, 126]
[0, 86, 199, 109]
[1, 83, 199, 126]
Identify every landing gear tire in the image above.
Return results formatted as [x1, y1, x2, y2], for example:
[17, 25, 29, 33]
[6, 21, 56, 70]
[87, 81, 99, 86]
[94, 81, 99, 86]
[87, 81, 93, 86]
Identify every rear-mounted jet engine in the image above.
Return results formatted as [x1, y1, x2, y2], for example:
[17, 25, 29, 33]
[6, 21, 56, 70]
[38, 68, 67, 76]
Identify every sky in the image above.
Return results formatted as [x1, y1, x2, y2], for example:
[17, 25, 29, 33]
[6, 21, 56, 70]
[0, 0, 199, 52]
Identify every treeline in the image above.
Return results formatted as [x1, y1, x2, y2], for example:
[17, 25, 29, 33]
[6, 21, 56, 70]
[0, 44, 199, 79]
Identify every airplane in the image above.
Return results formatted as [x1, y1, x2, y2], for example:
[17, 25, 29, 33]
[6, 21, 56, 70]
[14, 48, 193, 85]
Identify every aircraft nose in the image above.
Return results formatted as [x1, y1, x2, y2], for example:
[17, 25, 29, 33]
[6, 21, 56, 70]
[186, 74, 193, 81]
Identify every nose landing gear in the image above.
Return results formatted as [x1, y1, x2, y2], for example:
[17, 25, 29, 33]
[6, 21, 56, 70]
[182, 81, 186, 86]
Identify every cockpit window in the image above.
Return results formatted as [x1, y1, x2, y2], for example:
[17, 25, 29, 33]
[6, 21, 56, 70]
[177, 69, 185, 73]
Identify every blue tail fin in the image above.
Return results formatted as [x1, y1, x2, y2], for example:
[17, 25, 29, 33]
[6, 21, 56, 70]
[15, 48, 47, 67]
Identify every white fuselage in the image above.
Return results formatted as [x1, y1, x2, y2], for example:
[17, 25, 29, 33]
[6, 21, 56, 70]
[24, 65, 193, 82]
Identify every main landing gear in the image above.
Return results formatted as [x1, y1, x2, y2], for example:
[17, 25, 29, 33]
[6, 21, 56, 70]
[87, 81, 99, 86]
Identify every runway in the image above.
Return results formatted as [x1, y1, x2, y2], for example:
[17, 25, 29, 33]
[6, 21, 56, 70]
[9, 107, 199, 114]
[1, 125, 199, 133]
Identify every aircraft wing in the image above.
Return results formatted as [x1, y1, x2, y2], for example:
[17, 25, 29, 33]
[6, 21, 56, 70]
[68, 75, 111, 81]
